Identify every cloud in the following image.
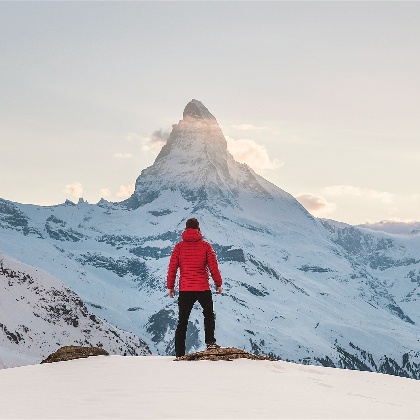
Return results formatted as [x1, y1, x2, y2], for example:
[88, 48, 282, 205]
[360, 219, 420, 234]
[127, 130, 169, 153]
[114, 152, 133, 159]
[324, 185, 394, 204]
[99, 188, 111, 198]
[142, 130, 169, 152]
[32, 200, 60, 206]
[295, 193, 337, 217]
[231, 124, 270, 131]
[379, 217, 416, 223]
[126, 132, 140, 142]
[116, 184, 134, 199]
[226, 136, 283, 173]
[64, 182, 83, 198]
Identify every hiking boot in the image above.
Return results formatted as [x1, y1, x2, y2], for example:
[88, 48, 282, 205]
[206, 342, 221, 351]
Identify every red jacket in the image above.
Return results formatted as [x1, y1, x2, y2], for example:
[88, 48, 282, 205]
[166, 228, 223, 291]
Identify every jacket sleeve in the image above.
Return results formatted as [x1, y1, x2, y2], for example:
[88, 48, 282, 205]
[166, 244, 180, 289]
[206, 243, 223, 287]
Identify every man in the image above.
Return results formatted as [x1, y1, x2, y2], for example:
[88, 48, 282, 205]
[167, 217, 223, 358]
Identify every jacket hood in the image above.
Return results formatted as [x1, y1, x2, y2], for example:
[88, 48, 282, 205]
[182, 228, 203, 242]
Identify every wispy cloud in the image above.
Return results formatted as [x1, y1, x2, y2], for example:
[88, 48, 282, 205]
[64, 182, 83, 198]
[126, 132, 139, 142]
[116, 184, 134, 199]
[231, 124, 270, 131]
[226, 136, 283, 173]
[99, 188, 111, 198]
[376, 217, 416, 223]
[360, 219, 420, 235]
[127, 130, 169, 153]
[295, 193, 337, 217]
[324, 185, 394, 204]
[114, 152, 133, 159]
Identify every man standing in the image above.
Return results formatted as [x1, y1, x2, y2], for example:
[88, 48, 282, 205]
[167, 218, 223, 358]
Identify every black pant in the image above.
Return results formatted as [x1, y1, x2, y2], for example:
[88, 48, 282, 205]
[175, 290, 216, 357]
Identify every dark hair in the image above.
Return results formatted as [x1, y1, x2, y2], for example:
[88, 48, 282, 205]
[186, 218, 200, 229]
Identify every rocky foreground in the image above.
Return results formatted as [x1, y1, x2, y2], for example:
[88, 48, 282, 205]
[176, 346, 276, 361]
[41, 345, 109, 364]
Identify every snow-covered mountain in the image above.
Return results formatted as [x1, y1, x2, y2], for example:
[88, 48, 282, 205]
[0, 252, 151, 368]
[1, 99, 420, 378]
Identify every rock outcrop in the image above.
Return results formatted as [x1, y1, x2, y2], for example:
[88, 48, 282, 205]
[41, 345, 109, 364]
[176, 347, 276, 362]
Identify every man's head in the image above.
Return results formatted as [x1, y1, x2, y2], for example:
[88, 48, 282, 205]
[186, 218, 200, 230]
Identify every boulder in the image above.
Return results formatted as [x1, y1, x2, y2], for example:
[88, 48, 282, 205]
[175, 347, 276, 361]
[41, 345, 109, 364]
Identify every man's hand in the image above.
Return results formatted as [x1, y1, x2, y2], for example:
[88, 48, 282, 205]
[168, 289, 175, 298]
[216, 286, 222, 294]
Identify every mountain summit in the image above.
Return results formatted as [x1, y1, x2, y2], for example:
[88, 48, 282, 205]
[128, 100, 307, 223]
[154, 99, 227, 166]
[182, 99, 216, 120]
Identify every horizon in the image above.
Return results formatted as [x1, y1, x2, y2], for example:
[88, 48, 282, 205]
[1, 2, 419, 225]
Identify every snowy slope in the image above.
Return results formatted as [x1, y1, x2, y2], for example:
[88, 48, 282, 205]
[1, 356, 420, 419]
[0, 100, 420, 378]
[0, 252, 151, 368]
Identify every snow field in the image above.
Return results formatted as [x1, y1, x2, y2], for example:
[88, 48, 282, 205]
[1, 356, 419, 419]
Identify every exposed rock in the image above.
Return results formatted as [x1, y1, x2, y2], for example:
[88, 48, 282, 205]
[183, 99, 216, 120]
[175, 347, 276, 362]
[41, 345, 109, 364]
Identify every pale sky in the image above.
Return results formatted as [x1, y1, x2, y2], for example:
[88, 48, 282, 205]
[1, 2, 419, 225]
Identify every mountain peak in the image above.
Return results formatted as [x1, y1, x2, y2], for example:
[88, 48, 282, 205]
[153, 99, 225, 166]
[183, 99, 215, 120]
[129, 99, 287, 211]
